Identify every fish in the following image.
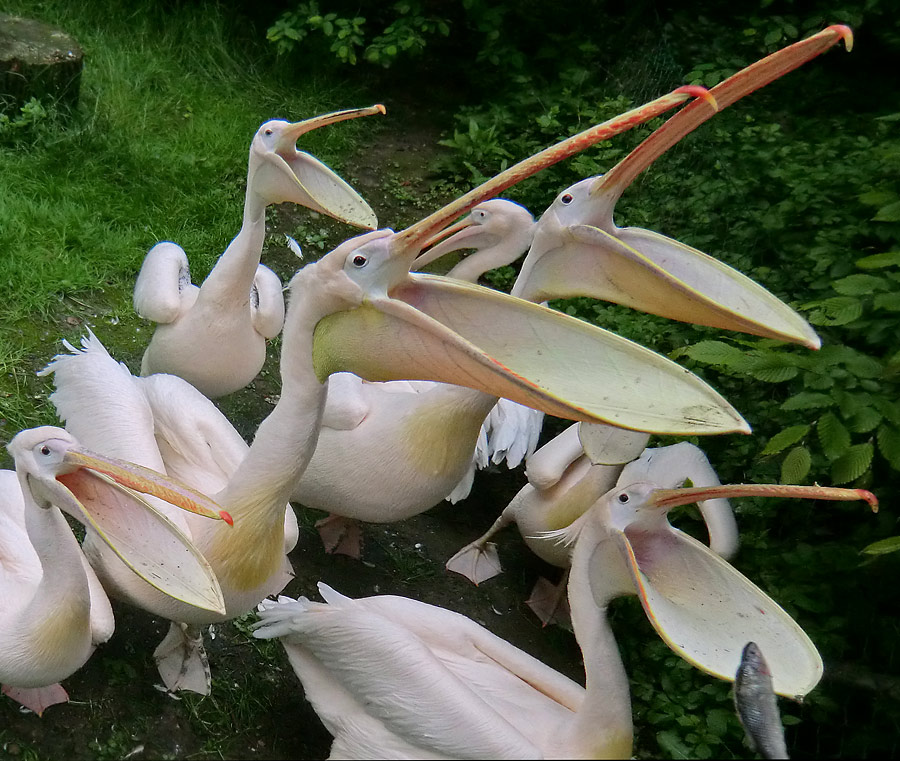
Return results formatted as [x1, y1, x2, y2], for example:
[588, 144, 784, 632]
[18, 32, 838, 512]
[734, 641, 790, 759]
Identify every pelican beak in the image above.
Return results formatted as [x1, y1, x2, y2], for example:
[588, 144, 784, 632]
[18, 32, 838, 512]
[389, 85, 716, 272]
[515, 27, 852, 348]
[312, 271, 750, 435]
[412, 217, 477, 270]
[607, 481, 874, 698]
[259, 105, 386, 229]
[35, 447, 229, 615]
[311, 87, 754, 436]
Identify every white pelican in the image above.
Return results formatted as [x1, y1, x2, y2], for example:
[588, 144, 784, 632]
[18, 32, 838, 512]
[135, 105, 385, 399]
[253, 480, 874, 759]
[447, 420, 738, 625]
[1, 426, 229, 714]
[414, 199, 543, 483]
[290, 29, 848, 555]
[511, 26, 851, 337]
[43, 85, 742, 694]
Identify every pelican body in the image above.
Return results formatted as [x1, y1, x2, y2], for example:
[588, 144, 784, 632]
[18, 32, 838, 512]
[254, 480, 872, 758]
[44, 86, 743, 693]
[136, 105, 384, 398]
[289, 29, 850, 547]
[447, 421, 739, 591]
[1, 426, 228, 714]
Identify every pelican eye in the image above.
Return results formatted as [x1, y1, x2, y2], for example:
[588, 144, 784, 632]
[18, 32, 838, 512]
[560, 193, 574, 204]
[40, 445, 51, 456]
[617, 493, 630, 504]
[352, 255, 368, 268]
[264, 128, 274, 136]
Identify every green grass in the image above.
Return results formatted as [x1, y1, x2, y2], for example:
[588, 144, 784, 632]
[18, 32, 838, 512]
[0, 0, 377, 444]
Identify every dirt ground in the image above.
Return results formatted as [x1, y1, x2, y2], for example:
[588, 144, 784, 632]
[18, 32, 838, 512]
[0, 95, 598, 760]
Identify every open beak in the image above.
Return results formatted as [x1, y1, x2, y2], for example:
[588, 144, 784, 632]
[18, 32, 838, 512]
[312, 88, 756, 436]
[35, 447, 229, 615]
[312, 272, 752, 435]
[413, 217, 478, 270]
[390, 85, 717, 271]
[262, 104, 386, 229]
[609, 480, 874, 698]
[514, 27, 852, 348]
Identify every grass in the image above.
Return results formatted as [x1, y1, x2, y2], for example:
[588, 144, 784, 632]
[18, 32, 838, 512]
[0, 0, 381, 446]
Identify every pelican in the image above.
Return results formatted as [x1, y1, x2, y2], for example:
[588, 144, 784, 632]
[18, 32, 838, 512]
[1, 426, 229, 715]
[510, 26, 852, 337]
[314, 198, 539, 521]
[253, 480, 874, 759]
[43, 85, 741, 694]
[447, 421, 737, 625]
[135, 105, 385, 398]
[291, 29, 848, 555]
[414, 199, 543, 482]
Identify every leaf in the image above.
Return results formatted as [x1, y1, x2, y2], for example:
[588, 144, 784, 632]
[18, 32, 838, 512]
[874, 292, 900, 312]
[781, 446, 812, 484]
[657, 730, 692, 759]
[848, 406, 882, 434]
[804, 296, 863, 326]
[874, 200, 900, 222]
[705, 708, 732, 738]
[877, 423, 900, 469]
[832, 274, 889, 296]
[841, 351, 884, 379]
[678, 341, 746, 368]
[751, 365, 799, 383]
[781, 392, 833, 411]
[856, 251, 900, 269]
[818, 412, 851, 461]
[830, 442, 874, 484]
[875, 399, 900, 426]
[761, 424, 810, 455]
[861, 536, 900, 555]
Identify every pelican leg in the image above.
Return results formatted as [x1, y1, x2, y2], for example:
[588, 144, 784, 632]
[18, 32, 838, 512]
[153, 622, 211, 695]
[315, 514, 362, 559]
[526, 569, 572, 630]
[446, 510, 514, 584]
[2, 683, 69, 716]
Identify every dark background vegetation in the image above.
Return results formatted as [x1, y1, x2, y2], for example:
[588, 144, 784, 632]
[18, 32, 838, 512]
[2, 0, 900, 758]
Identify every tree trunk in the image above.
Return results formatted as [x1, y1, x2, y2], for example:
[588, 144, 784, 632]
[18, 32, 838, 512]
[0, 14, 83, 115]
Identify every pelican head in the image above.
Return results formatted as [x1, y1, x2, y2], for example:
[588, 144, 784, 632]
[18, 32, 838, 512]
[512, 26, 853, 348]
[247, 105, 386, 228]
[299, 88, 761, 437]
[413, 198, 536, 273]
[8, 426, 230, 615]
[565, 479, 875, 698]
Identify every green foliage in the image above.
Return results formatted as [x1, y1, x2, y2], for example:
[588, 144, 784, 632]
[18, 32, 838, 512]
[0, 98, 51, 146]
[267, 0, 450, 66]
[426, 7, 900, 757]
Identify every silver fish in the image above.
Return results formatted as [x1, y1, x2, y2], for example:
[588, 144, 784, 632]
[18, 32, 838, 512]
[734, 641, 790, 759]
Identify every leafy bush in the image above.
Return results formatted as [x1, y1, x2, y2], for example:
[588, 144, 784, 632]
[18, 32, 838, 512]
[267, 1, 450, 66]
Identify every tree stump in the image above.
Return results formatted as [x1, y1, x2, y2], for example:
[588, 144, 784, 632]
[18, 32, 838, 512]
[0, 14, 83, 115]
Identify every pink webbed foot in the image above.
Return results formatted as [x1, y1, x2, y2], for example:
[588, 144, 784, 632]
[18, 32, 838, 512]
[526, 573, 572, 630]
[316, 514, 362, 559]
[446, 541, 503, 585]
[2, 683, 69, 716]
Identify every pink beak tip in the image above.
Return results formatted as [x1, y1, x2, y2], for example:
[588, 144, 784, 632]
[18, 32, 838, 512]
[375, 104, 387, 115]
[673, 84, 718, 112]
[220, 510, 235, 526]
[827, 24, 854, 51]
[858, 490, 878, 512]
